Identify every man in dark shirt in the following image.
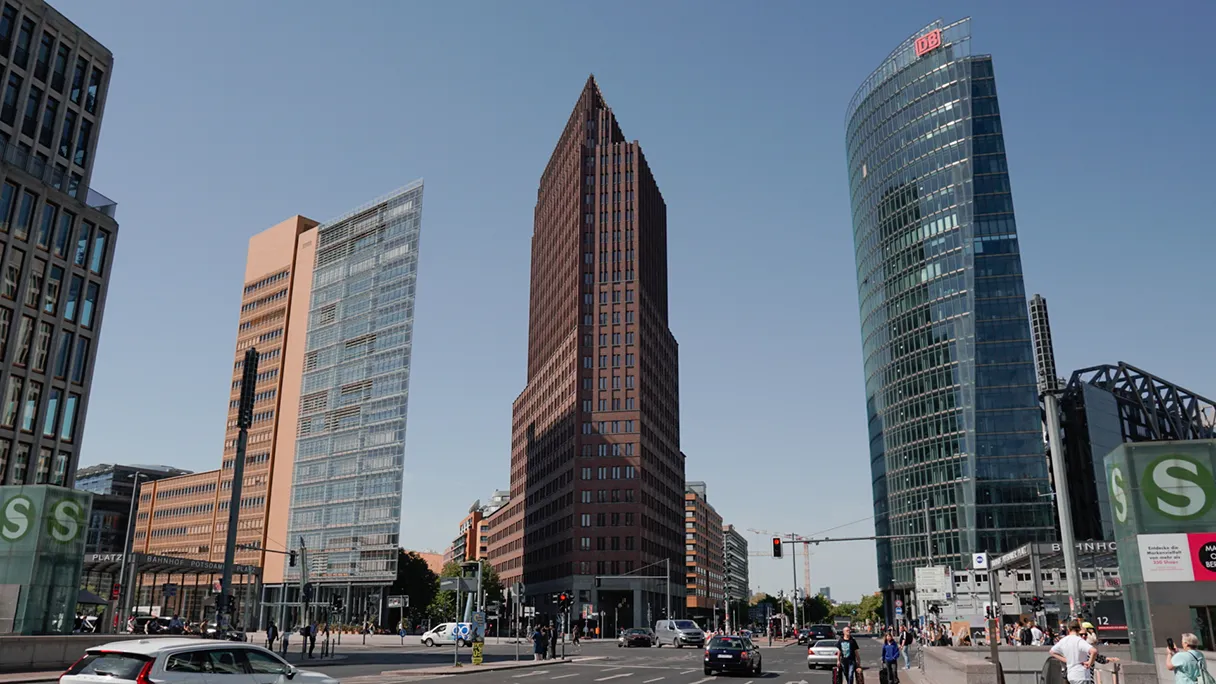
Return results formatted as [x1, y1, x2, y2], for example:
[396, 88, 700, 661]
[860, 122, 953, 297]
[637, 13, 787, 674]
[837, 626, 862, 684]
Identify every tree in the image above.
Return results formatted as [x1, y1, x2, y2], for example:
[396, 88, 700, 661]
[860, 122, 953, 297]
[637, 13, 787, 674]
[858, 593, 884, 623]
[389, 550, 439, 625]
[425, 560, 502, 624]
[802, 594, 833, 624]
[831, 602, 860, 620]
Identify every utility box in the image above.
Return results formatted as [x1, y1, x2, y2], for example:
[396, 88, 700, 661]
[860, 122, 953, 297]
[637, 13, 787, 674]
[1106, 440, 1216, 662]
[0, 486, 92, 634]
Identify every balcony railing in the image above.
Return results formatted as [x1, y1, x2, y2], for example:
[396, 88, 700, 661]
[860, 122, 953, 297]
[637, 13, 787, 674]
[0, 139, 117, 219]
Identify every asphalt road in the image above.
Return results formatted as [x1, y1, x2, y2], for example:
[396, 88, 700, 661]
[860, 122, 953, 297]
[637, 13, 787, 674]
[295, 637, 885, 683]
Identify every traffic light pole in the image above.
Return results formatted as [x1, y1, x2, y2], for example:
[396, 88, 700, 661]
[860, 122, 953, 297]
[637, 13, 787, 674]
[221, 348, 259, 631]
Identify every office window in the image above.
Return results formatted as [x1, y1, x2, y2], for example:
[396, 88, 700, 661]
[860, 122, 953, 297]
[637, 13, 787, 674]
[20, 380, 40, 432]
[63, 274, 80, 320]
[70, 335, 89, 383]
[42, 388, 58, 437]
[52, 209, 72, 257]
[0, 182, 14, 232]
[86, 67, 103, 113]
[0, 307, 9, 362]
[73, 118, 91, 167]
[1, 374, 22, 427]
[580, 538, 590, 551]
[625, 398, 634, 409]
[42, 265, 61, 314]
[35, 201, 55, 249]
[59, 394, 78, 441]
[21, 85, 41, 137]
[596, 537, 605, 551]
[51, 451, 67, 486]
[38, 95, 56, 148]
[2, 248, 22, 300]
[581, 490, 591, 504]
[581, 514, 590, 528]
[51, 44, 67, 92]
[33, 32, 52, 81]
[0, 438, 8, 483]
[13, 315, 32, 365]
[89, 229, 107, 274]
[14, 190, 35, 240]
[9, 443, 28, 484]
[23, 259, 44, 309]
[0, 72, 20, 125]
[67, 173, 80, 199]
[581, 467, 591, 480]
[12, 16, 31, 67]
[53, 329, 70, 378]
[626, 375, 635, 389]
[58, 109, 75, 158]
[0, 5, 14, 58]
[626, 332, 634, 344]
[31, 321, 50, 371]
[69, 57, 86, 104]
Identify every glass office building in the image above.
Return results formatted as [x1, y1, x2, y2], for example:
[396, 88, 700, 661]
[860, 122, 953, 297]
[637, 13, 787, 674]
[285, 182, 423, 608]
[845, 19, 1053, 596]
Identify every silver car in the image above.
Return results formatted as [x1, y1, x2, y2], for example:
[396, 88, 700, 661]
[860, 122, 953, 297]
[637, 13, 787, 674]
[61, 638, 339, 684]
[807, 638, 840, 669]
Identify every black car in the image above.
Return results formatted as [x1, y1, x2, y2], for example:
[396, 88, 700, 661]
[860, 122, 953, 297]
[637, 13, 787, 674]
[797, 628, 811, 644]
[808, 624, 837, 642]
[703, 635, 762, 676]
[619, 628, 655, 647]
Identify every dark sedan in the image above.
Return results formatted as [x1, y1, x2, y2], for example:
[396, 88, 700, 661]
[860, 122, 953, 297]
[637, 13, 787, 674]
[703, 635, 762, 676]
[808, 624, 837, 642]
[619, 628, 655, 647]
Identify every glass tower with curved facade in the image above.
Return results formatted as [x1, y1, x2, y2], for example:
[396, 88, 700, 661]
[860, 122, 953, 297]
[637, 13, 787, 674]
[846, 18, 1054, 595]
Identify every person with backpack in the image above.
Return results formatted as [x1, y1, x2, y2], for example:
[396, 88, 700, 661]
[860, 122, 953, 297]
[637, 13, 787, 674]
[899, 625, 915, 670]
[1165, 632, 1212, 684]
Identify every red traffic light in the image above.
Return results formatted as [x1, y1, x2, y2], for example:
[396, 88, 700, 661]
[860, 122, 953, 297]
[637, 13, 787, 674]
[772, 537, 783, 558]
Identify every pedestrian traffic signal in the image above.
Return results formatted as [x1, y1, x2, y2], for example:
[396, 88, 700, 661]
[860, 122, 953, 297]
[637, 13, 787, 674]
[772, 537, 783, 558]
[289, 551, 297, 567]
[559, 592, 570, 608]
[1030, 596, 1044, 612]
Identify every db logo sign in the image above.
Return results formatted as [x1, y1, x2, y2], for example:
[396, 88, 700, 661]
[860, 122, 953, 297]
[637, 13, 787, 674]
[915, 29, 942, 57]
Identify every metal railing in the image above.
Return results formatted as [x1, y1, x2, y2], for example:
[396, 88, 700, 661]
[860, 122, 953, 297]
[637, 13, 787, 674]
[0, 138, 117, 218]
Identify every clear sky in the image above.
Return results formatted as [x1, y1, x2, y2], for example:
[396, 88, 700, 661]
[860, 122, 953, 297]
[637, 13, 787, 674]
[62, 0, 1215, 603]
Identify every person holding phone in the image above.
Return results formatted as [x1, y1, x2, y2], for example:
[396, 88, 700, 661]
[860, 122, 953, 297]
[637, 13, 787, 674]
[1165, 633, 1213, 684]
[1050, 620, 1097, 683]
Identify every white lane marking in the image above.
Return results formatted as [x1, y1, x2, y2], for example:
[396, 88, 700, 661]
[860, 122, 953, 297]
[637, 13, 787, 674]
[680, 670, 699, 674]
[643, 678, 665, 683]
[688, 679, 714, 684]
[550, 675, 580, 680]
[594, 675, 634, 682]
[512, 672, 549, 678]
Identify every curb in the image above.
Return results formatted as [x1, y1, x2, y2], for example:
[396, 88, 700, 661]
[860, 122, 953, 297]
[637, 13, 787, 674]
[0, 674, 62, 684]
[380, 657, 576, 676]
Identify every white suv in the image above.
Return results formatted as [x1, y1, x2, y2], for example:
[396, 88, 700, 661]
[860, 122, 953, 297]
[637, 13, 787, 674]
[60, 638, 339, 684]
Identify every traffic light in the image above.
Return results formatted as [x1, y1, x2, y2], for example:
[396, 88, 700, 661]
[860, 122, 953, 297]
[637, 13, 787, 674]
[559, 592, 570, 608]
[772, 537, 783, 558]
[289, 551, 297, 567]
[1030, 596, 1044, 612]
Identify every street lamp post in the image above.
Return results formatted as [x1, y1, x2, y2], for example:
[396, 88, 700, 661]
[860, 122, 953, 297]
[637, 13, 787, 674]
[116, 472, 150, 632]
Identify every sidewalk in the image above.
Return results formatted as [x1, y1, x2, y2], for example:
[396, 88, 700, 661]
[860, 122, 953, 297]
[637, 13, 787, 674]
[0, 672, 62, 684]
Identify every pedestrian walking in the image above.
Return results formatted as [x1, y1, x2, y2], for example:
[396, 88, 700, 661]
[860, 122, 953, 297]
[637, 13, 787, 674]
[836, 626, 863, 684]
[266, 620, 278, 650]
[532, 626, 545, 661]
[900, 626, 915, 670]
[549, 625, 558, 659]
[281, 625, 292, 655]
[308, 621, 318, 658]
[880, 632, 901, 684]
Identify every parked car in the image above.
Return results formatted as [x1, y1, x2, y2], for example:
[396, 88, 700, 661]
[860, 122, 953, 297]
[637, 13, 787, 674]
[807, 639, 840, 669]
[703, 635, 762, 676]
[654, 619, 705, 648]
[618, 628, 655, 648]
[61, 638, 339, 684]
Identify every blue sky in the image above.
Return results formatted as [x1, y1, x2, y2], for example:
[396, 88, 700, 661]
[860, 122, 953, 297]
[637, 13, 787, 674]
[62, 0, 1215, 603]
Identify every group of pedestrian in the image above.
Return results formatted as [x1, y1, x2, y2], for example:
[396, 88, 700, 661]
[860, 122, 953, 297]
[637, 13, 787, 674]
[265, 620, 328, 658]
[531, 624, 560, 660]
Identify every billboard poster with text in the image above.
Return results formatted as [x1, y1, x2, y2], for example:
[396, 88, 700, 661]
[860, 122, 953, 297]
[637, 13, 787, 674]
[1137, 532, 1216, 582]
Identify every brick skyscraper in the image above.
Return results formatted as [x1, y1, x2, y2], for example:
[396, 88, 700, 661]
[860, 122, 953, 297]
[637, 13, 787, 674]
[489, 76, 684, 626]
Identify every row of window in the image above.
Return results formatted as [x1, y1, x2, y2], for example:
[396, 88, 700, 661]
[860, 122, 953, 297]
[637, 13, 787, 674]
[578, 488, 635, 504]
[581, 375, 636, 391]
[578, 560, 635, 575]
[585, 332, 634, 347]
[580, 511, 635, 528]
[152, 502, 213, 519]
[0, 308, 92, 384]
[0, 436, 67, 485]
[578, 536, 636, 551]
[1, 373, 79, 440]
[0, 179, 108, 268]
[582, 397, 636, 412]
[580, 442, 635, 457]
[579, 465, 637, 480]
[585, 269, 636, 285]
[581, 353, 635, 369]
[244, 269, 288, 295]
[581, 419, 636, 435]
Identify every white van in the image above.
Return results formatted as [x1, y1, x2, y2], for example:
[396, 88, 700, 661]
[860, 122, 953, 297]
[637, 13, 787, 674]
[422, 622, 467, 647]
[654, 619, 705, 648]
